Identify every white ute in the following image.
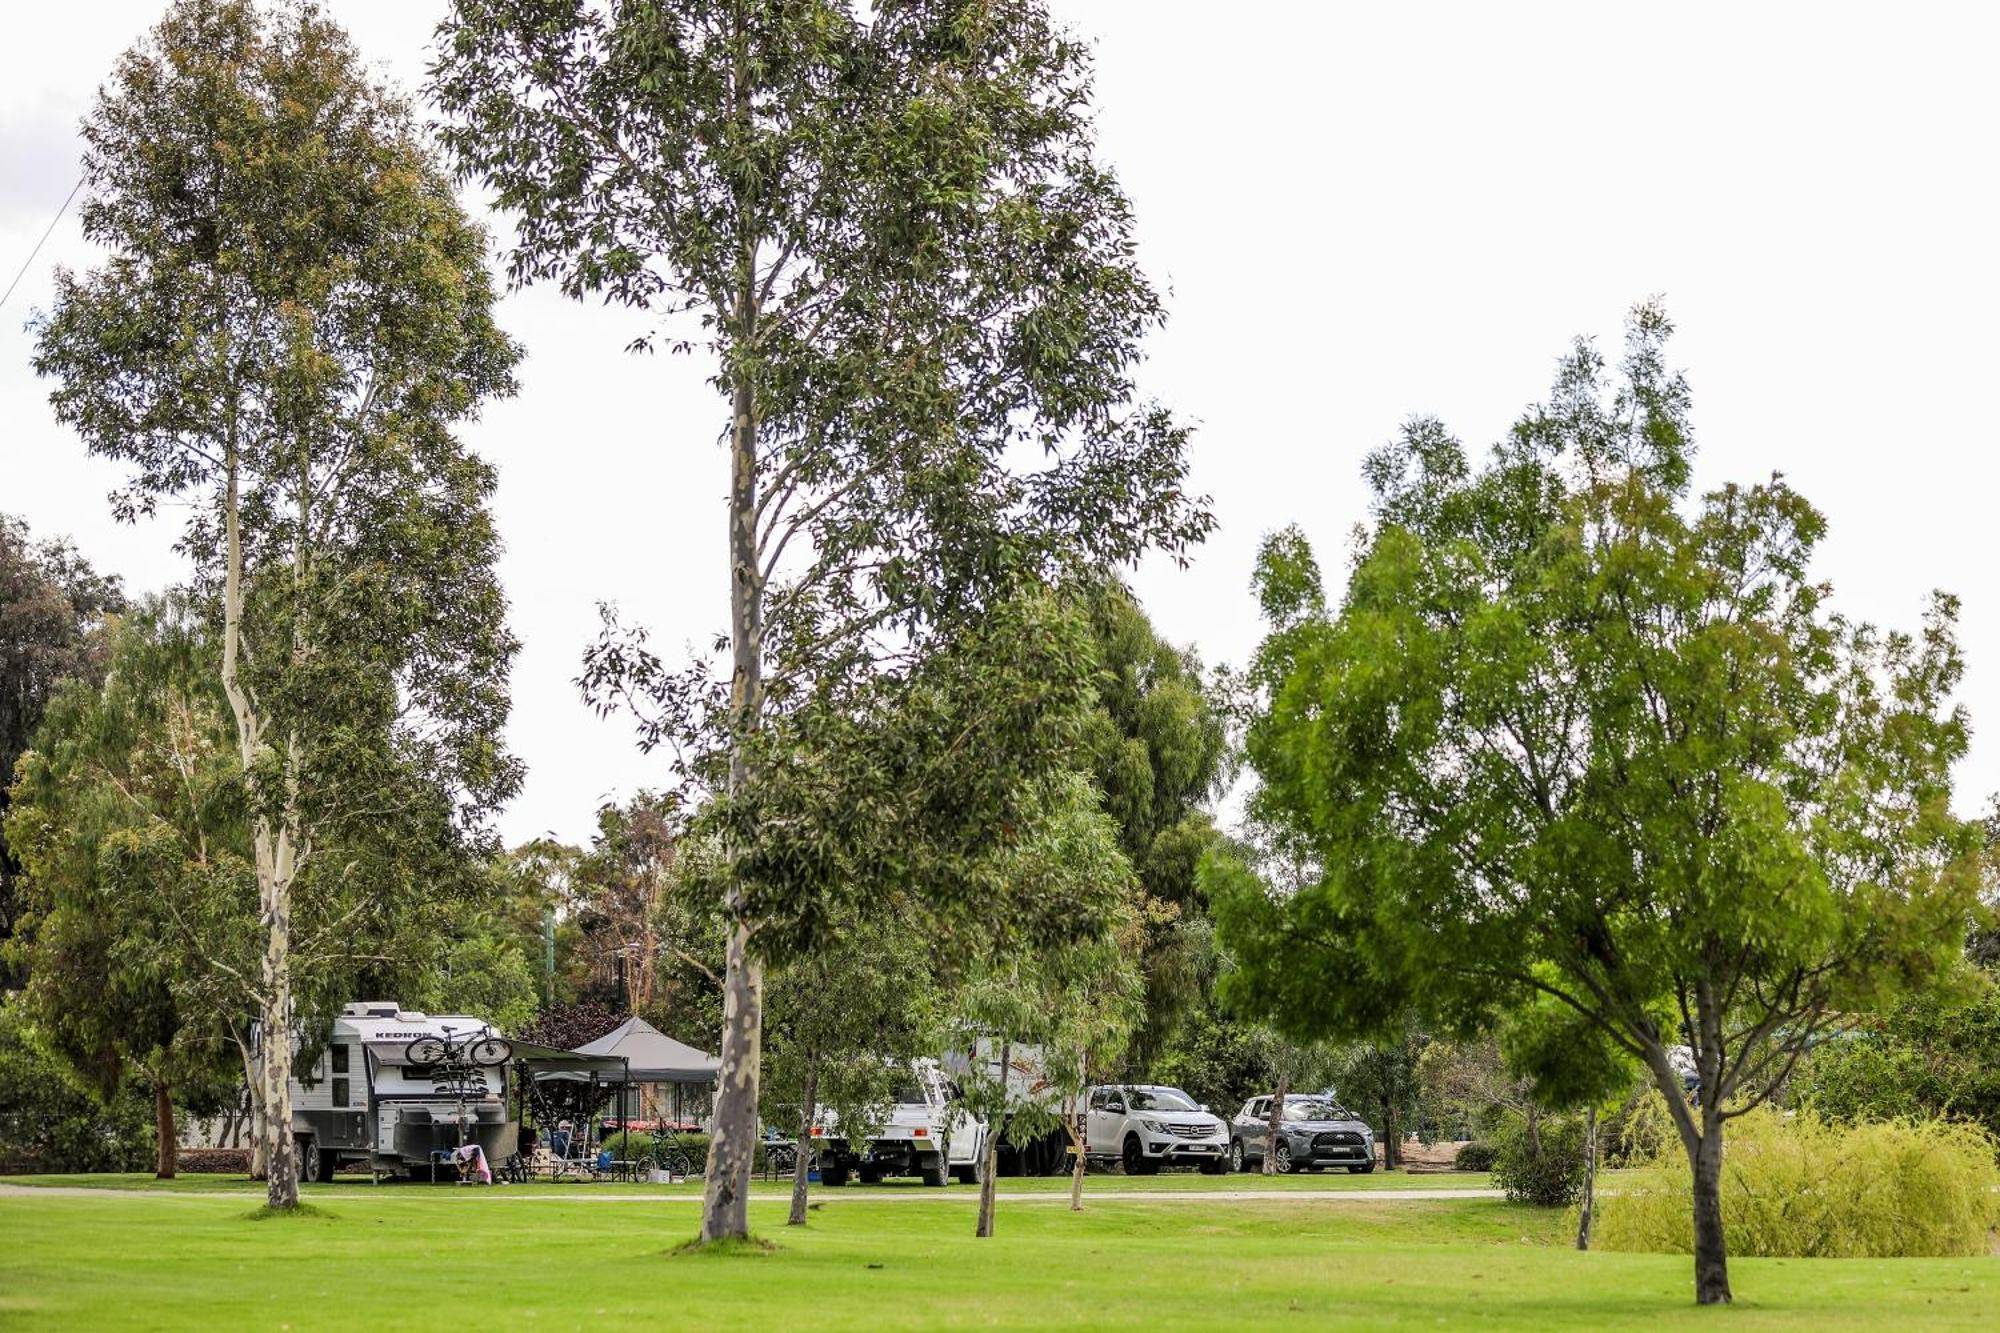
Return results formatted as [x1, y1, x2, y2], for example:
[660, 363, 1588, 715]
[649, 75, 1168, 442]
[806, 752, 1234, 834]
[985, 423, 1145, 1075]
[813, 1059, 985, 1187]
[1081, 1084, 1229, 1175]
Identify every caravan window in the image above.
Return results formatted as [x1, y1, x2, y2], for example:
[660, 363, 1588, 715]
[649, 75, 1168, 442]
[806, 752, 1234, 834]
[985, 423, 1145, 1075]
[332, 1078, 350, 1108]
[331, 1044, 349, 1074]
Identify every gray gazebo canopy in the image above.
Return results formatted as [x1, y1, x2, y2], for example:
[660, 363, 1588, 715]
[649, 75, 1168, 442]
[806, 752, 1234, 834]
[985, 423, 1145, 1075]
[570, 1016, 719, 1084]
[507, 1039, 626, 1078]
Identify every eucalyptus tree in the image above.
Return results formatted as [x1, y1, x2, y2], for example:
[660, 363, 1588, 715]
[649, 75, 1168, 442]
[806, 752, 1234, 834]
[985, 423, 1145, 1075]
[1078, 582, 1229, 1071]
[942, 771, 1139, 1235]
[761, 915, 934, 1227]
[5, 598, 243, 1179]
[1214, 305, 1982, 1303]
[33, 0, 522, 1208]
[1, 516, 124, 980]
[433, 0, 1209, 1240]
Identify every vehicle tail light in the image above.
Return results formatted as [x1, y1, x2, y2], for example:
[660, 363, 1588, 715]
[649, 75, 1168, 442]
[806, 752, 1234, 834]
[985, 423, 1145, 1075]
[912, 1128, 929, 1137]
[810, 1125, 824, 1137]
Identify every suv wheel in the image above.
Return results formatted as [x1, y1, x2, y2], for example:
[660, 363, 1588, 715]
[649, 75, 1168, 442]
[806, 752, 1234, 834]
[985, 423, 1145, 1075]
[1121, 1134, 1158, 1176]
[1229, 1140, 1246, 1173]
[1274, 1142, 1294, 1174]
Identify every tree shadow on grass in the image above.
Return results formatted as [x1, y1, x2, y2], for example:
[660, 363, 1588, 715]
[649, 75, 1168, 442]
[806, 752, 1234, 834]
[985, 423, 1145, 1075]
[667, 1235, 780, 1258]
[243, 1202, 333, 1222]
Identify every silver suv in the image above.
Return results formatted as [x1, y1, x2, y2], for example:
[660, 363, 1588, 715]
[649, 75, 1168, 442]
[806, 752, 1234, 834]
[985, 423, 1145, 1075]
[1230, 1094, 1376, 1173]
[1081, 1085, 1229, 1175]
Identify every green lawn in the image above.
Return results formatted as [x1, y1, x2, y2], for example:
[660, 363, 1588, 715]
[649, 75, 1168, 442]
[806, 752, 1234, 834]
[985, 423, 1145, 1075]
[1, 1176, 1993, 1329]
[0, 1166, 1495, 1195]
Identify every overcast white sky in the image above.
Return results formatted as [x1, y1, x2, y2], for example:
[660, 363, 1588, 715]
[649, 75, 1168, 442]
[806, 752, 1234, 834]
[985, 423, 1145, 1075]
[5, 2, 1998, 848]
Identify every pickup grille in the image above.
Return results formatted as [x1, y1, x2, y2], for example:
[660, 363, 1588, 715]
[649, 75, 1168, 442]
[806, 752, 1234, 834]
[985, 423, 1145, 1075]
[1313, 1131, 1364, 1149]
[1168, 1122, 1220, 1139]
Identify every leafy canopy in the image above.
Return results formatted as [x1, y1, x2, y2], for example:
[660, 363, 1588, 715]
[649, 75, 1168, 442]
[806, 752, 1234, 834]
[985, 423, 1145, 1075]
[1217, 303, 1983, 1126]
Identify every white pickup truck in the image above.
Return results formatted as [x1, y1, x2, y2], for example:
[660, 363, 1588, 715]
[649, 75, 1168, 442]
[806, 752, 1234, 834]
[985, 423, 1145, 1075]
[1081, 1084, 1230, 1175]
[813, 1059, 985, 1187]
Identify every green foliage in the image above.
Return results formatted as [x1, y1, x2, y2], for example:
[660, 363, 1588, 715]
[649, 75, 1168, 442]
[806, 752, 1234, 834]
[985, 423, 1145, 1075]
[1453, 1140, 1498, 1172]
[1789, 979, 2000, 1138]
[762, 910, 936, 1150]
[407, 933, 540, 1035]
[1415, 1035, 1533, 1142]
[1150, 1000, 1282, 1115]
[1592, 1104, 2000, 1258]
[1491, 1113, 1588, 1207]
[946, 770, 1143, 1148]
[1329, 1020, 1428, 1163]
[0, 514, 124, 983]
[434, 0, 1209, 1236]
[1211, 303, 1984, 1296]
[1077, 582, 1228, 1071]
[0, 997, 153, 1174]
[32, 0, 526, 1018]
[599, 1130, 724, 1174]
[4, 597, 243, 1123]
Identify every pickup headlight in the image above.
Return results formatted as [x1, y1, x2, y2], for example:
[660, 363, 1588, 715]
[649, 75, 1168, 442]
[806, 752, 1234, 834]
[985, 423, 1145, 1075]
[1140, 1119, 1168, 1134]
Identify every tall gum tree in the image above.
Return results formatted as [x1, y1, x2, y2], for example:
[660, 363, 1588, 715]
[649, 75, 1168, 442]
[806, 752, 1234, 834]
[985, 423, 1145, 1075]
[1212, 305, 1983, 1304]
[5, 597, 244, 1180]
[433, 0, 1210, 1241]
[1, 516, 126, 983]
[34, 0, 523, 1209]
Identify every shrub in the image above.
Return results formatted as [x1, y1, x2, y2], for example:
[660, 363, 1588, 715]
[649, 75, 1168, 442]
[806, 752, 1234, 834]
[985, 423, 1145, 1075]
[597, 1131, 801, 1176]
[1590, 1103, 2000, 1258]
[1491, 1113, 1587, 1206]
[0, 999, 153, 1174]
[1790, 987, 2000, 1140]
[1453, 1140, 1498, 1172]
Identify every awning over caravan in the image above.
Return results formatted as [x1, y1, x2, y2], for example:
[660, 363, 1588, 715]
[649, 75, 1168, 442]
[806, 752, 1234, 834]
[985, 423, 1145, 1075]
[570, 1016, 720, 1084]
[506, 1040, 627, 1078]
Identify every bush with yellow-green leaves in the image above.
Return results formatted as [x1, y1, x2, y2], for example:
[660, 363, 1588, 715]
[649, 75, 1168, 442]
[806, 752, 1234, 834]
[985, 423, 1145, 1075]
[1588, 1102, 1999, 1258]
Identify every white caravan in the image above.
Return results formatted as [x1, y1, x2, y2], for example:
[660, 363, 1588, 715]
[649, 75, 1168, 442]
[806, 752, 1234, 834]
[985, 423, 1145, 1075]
[940, 1040, 1073, 1176]
[289, 1001, 517, 1182]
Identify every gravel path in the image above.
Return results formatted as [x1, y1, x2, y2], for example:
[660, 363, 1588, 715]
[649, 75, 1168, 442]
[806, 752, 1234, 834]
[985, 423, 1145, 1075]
[0, 1182, 1500, 1204]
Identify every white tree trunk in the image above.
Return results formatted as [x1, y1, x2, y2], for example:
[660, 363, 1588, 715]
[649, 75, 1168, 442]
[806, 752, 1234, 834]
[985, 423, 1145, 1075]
[788, 1059, 818, 1227]
[702, 302, 767, 1241]
[256, 829, 297, 1210]
[702, 921, 763, 1241]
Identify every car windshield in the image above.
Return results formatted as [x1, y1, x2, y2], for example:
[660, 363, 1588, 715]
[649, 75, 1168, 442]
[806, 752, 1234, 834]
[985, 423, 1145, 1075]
[1127, 1089, 1197, 1112]
[1283, 1099, 1350, 1122]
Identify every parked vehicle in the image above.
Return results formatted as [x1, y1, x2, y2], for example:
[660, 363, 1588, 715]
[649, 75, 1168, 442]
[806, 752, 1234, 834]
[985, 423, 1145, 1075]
[289, 1001, 517, 1182]
[1229, 1093, 1376, 1173]
[813, 1059, 985, 1187]
[941, 1040, 1071, 1176]
[1081, 1084, 1229, 1175]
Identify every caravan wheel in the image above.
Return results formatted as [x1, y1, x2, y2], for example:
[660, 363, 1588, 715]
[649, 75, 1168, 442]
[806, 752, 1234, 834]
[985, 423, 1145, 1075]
[298, 1135, 325, 1184]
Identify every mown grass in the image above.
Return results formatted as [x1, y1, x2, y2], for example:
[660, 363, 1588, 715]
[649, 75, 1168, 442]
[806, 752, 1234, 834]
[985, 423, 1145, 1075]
[0, 1166, 1494, 1195]
[1, 1176, 1993, 1329]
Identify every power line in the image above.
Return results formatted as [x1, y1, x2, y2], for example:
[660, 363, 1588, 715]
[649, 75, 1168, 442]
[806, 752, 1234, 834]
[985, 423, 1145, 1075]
[0, 177, 84, 316]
